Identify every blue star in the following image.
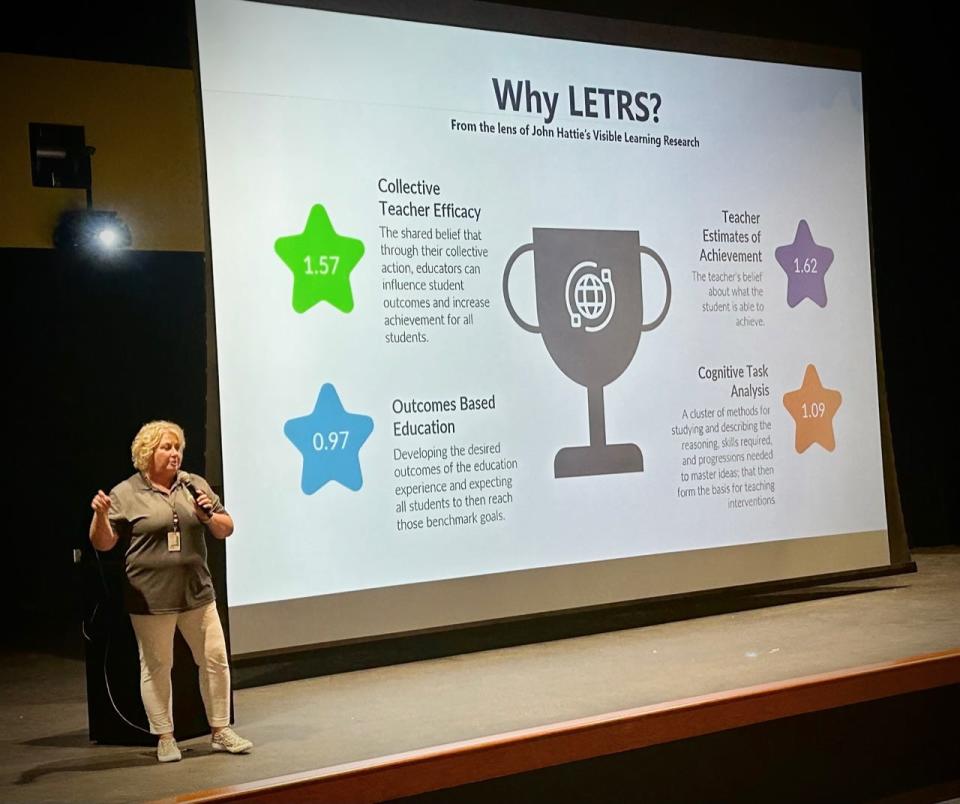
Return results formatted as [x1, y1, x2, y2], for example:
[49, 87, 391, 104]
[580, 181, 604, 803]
[284, 384, 374, 493]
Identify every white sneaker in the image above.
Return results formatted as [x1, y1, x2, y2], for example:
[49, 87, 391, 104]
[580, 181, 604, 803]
[157, 735, 182, 763]
[211, 727, 253, 754]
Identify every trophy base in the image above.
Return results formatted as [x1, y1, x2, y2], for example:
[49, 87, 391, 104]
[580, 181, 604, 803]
[554, 443, 644, 478]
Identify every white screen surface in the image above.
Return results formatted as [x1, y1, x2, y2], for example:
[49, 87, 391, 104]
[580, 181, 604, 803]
[195, 0, 889, 655]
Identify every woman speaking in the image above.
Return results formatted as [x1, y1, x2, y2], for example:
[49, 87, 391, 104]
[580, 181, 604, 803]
[90, 420, 252, 763]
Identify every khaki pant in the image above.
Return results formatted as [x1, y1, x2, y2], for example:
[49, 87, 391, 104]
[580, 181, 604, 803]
[129, 601, 230, 735]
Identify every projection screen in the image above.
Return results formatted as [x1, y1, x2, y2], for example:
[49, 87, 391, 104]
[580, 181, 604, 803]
[194, 0, 895, 656]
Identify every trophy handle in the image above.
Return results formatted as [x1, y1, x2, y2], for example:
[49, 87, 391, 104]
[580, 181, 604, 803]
[503, 243, 540, 334]
[638, 245, 671, 332]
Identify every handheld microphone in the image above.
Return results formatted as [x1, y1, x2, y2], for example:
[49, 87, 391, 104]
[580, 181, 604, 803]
[180, 472, 214, 516]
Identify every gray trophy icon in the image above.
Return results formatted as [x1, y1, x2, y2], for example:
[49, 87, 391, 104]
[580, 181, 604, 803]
[503, 228, 671, 478]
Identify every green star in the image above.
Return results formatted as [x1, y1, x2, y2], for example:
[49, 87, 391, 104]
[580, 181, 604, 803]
[274, 205, 365, 314]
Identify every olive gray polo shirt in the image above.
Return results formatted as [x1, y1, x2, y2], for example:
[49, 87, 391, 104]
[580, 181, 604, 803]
[108, 473, 226, 615]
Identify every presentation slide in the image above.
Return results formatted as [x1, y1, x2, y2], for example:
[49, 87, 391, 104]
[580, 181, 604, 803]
[195, 0, 889, 655]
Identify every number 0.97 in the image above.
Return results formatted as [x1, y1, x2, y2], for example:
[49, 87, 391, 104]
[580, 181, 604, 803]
[312, 431, 350, 450]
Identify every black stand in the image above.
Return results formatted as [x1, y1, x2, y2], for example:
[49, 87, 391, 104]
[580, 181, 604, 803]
[80, 551, 212, 745]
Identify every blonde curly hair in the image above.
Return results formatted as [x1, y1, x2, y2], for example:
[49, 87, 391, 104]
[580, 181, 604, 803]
[131, 420, 186, 473]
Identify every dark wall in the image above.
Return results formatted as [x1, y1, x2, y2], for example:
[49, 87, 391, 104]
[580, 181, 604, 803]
[862, 31, 951, 547]
[5, 249, 208, 641]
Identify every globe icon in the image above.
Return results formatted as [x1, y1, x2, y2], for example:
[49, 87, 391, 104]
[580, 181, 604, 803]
[573, 272, 607, 320]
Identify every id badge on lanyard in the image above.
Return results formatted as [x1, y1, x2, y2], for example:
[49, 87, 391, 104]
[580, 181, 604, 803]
[167, 509, 181, 552]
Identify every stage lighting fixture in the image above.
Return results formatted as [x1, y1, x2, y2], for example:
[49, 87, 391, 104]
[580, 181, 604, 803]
[53, 209, 133, 251]
[30, 122, 134, 252]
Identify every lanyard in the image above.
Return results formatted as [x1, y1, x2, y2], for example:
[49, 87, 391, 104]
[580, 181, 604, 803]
[152, 483, 185, 533]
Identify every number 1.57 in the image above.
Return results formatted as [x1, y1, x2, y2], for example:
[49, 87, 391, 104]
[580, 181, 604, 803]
[304, 255, 340, 276]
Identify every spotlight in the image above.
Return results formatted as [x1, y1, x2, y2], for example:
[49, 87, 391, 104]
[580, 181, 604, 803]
[53, 209, 133, 251]
[30, 122, 134, 253]
[97, 227, 120, 248]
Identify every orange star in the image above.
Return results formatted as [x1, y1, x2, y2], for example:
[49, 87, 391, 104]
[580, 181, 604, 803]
[782, 364, 842, 453]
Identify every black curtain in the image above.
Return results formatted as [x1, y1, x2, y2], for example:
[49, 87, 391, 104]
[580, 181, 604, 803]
[5, 248, 210, 637]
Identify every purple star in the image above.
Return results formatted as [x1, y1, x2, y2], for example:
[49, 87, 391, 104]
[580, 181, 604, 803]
[775, 220, 834, 308]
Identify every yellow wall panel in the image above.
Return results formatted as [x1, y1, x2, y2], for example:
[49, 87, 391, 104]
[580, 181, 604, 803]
[0, 53, 204, 251]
